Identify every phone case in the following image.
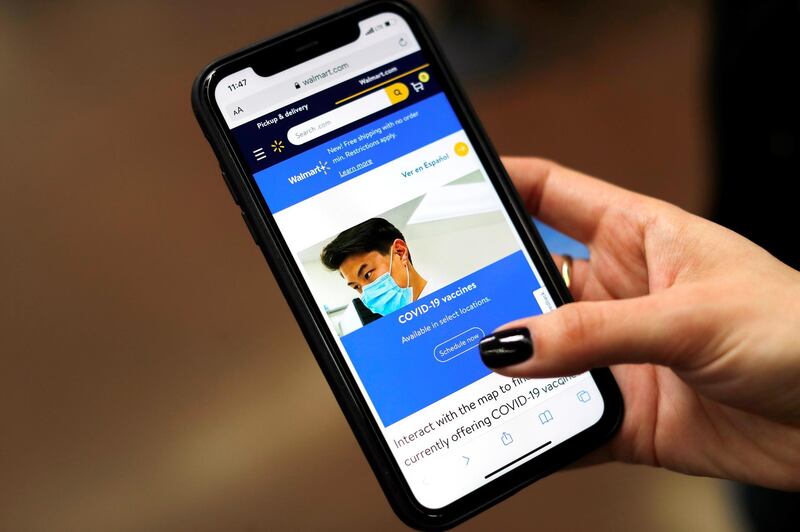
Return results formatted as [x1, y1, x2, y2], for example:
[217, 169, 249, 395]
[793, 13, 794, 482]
[191, 1, 623, 528]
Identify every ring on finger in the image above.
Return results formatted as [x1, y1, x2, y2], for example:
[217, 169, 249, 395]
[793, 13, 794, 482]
[561, 254, 573, 289]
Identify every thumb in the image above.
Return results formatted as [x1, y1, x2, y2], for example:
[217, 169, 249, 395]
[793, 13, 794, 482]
[479, 295, 711, 377]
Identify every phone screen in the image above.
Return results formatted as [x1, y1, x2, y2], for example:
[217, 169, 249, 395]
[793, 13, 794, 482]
[213, 12, 604, 509]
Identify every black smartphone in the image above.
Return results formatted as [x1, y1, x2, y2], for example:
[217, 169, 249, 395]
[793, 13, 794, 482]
[192, 1, 622, 528]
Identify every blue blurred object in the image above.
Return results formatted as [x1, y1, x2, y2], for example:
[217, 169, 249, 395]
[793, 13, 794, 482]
[533, 218, 590, 260]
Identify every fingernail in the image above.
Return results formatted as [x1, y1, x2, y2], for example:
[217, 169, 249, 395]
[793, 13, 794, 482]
[479, 327, 533, 368]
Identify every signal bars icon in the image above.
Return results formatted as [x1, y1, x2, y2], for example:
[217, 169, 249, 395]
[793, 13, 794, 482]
[253, 147, 266, 161]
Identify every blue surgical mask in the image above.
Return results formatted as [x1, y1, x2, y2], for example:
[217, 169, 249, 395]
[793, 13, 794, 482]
[360, 252, 412, 316]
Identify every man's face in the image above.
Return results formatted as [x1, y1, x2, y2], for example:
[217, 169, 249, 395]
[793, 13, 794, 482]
[339, 251, 398, 293]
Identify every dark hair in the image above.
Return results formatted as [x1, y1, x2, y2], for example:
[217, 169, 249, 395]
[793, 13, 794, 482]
[321, 218, 407, 271]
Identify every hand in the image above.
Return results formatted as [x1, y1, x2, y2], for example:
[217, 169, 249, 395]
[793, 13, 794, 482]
[485, 157, 800, 489]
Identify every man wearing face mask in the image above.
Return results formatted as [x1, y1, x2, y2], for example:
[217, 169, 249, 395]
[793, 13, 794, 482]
[322, 218, 438, 331]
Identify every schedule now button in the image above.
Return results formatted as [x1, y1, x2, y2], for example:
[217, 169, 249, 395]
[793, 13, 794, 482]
[433, 327, 485, 363]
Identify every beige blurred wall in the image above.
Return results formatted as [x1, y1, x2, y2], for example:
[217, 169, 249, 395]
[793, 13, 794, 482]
[0, 1, 741, 530]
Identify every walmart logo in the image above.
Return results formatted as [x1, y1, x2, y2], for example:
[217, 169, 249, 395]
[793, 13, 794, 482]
[287, 160, 330, 184]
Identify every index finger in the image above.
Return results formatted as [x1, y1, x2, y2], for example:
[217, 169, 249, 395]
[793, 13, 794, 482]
[501, 156, 631, 243]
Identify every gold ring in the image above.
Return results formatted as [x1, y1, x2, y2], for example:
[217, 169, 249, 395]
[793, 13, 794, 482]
[561, 254, 573, 289]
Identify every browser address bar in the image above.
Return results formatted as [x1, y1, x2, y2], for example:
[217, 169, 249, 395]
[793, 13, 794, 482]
[224, 34, 419, 128]
[287, 82, 409, 145]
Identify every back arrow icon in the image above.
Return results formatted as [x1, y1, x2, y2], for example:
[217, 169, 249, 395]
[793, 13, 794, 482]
[463, 456, 470, 466]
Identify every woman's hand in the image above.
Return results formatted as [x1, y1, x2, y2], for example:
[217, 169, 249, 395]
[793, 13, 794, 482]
[484, 157, 800, 489]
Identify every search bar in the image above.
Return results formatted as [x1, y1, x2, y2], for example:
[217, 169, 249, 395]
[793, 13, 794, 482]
[287, 82, 409, 145]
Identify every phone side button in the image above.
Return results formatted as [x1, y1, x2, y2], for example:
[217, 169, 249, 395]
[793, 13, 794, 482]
[220, 168, 240, 205]
[240, 212, 260, 247]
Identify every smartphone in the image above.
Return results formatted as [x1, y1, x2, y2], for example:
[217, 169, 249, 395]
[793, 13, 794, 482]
[192, 1, 622, 528]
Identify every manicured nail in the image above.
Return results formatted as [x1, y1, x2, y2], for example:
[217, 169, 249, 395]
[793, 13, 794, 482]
[479, 327, 533, 368]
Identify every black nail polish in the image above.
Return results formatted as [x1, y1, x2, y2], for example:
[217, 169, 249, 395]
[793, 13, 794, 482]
[479, 328, 533, 368]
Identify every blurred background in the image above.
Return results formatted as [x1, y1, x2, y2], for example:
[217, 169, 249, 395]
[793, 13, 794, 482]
[1, 1, 797, 530]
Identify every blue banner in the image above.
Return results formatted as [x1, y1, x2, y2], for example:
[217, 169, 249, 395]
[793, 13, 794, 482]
[342, 251, 542, 427]
[254, 93, 462, 213]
